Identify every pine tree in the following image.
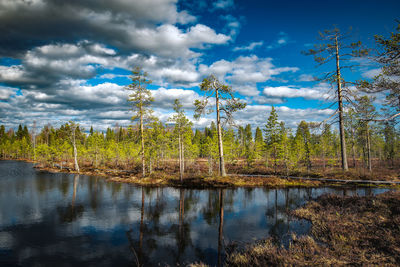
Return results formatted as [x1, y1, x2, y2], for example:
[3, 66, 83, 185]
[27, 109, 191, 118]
[355, 95, 377, 171]
[168, 99, 192, 181]
[359, 22, 400, 121]
[303, 26, 367, 171]
[125, 67, 154, 177]
[194, 75, 246, 176]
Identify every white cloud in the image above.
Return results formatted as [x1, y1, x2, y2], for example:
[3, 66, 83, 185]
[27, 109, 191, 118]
[151, 87, 201, 109]
[213, 0, 234, 9]
[233, 41, 263, 52]
[362, 68, 381, 79]
[220, 14, 241, 37]
[298, 74, 315, 82]
[235, 105, 335, 128]
[233, 85, 259, 96]
[124, 23, 230, 58]
[253, 96, 286, 105]
[263, 84, 330, 100]
[99, 74, 128, 79]
[200, 55, 298, 84]
[0, 86, 17, 100]
[267, 32, 290, 50]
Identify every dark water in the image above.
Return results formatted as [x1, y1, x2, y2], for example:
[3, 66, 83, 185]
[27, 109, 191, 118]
[0, 161, 392, 266]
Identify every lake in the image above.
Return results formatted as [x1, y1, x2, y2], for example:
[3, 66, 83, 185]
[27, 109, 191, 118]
[0, 160, 391, 266]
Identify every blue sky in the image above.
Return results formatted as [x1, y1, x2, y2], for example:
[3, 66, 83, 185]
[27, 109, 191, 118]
[0, 0, 399, 131]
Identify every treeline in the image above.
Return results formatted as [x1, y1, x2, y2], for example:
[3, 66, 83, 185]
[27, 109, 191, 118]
[0, 105, 398, 175]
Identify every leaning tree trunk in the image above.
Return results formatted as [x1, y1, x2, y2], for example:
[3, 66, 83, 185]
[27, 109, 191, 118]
[335, 35, 349, 171]
[215, 88, 226, 176]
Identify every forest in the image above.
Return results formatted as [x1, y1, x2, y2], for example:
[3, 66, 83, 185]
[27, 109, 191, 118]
[1, 24, 399, 181]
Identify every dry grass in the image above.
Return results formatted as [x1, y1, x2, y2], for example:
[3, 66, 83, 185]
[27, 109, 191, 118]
[226, 191, 400, 266]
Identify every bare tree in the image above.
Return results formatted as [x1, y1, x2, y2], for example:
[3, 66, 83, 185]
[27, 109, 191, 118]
[303, 26, 368, 171]
[69, 121, 80, 173]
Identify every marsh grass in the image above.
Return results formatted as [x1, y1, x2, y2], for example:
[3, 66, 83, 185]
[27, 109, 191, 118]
[225, 191, 400, 266]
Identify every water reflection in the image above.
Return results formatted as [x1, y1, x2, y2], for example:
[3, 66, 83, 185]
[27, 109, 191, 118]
[0, 160, 394, 266]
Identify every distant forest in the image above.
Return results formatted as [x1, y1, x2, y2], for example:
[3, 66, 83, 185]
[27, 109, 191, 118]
[0, 105, 398, 175]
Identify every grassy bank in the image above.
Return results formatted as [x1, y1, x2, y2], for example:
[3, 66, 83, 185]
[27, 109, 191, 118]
[31, 159, 400, 188]
[225, 191, 400, 266]
[35, 164, 322, 188]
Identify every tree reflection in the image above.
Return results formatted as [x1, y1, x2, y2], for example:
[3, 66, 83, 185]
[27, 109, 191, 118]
[58, 175, 84, 223]
[218, 189, 224, 267]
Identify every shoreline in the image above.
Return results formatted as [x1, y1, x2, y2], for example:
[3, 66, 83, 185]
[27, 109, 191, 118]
[3, 159, 400, 189]
[35, 164, 323, 189]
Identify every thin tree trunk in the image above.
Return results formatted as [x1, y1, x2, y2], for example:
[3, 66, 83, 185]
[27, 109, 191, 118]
[335, 35, 348, 171]
[182, 142, 185, 175]
[149, 158, 152, 174]
[208, 155, 213, 175]
[72, 125, 79, 173]
[367, 125, 372, 172]
[215, 88, 226, 176]
[352, 141, 356, 168]
[140, 110, 145, 177]
[178, 134, 183, 181]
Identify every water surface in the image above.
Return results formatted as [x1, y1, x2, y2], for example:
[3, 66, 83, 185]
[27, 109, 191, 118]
[0, 161, 391, 266]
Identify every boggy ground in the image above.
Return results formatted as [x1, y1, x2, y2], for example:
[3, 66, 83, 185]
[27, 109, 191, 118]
[224, 191, 400, 266]
[32, 158, 400, 189]
[35, 163, 322, 189]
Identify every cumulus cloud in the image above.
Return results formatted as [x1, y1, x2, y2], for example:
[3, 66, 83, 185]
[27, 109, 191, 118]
[263, 84, 330, 101]
[200, 55, 298, 82]
[0, 86, 17, 100]
[0, 83, 206, 130]
[0, 0, 204, 56]
[362, 68, 381, 79]
[235, 105, 335, 128]
[0, 41, 203, 90]
[199, 55, 298, 96]
[151, 87, 201, 109]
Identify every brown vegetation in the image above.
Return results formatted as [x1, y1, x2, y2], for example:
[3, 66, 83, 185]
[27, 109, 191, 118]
[226, 191, 400, 266]
[30, 157, 400, 188]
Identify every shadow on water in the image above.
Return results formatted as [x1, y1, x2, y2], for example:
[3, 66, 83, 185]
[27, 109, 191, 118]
[0, 160, 394, 266]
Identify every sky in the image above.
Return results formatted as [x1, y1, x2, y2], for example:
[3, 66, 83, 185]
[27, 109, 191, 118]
[0, 0, 399, 131]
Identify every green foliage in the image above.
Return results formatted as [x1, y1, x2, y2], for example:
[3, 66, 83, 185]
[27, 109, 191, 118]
[359, 22, 400, 119]
[264, 106, 282, 171]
